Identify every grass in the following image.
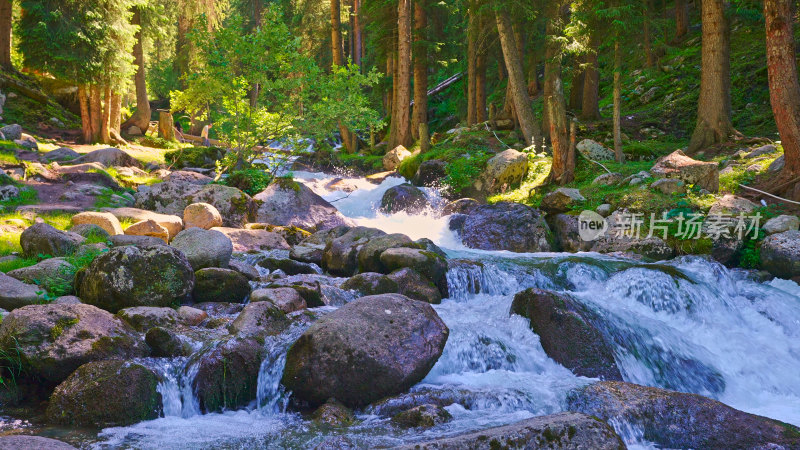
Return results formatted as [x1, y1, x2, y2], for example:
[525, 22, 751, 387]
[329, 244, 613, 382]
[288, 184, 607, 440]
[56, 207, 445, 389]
[0, 187, 38, 212]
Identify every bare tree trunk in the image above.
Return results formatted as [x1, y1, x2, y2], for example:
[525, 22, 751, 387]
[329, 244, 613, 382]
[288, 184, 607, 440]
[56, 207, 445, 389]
[644, 0, 655, 68]
[496, 10, 541, 147]
[675, 0, 689, 40]
[331, 0, 344, 67]
[121, 8, 151, 133]
[569, 58, 585, 112]
[110, 91, 122, 133]
[353, 0, 363, 66]
[765, 0, 800, 177]
[101, 85, 112, 145]
[79, 85, 92, 144]
[90, 85, 103, 143]
[688, 0, 738, 153]
[581, 30, 601, 120]
[390, 0, 413, 148]
[475, 44, 488, 123]
[411, 0, 428, 140]
[613, 40, 624, 162]
[467, 3, 478, 126]
[528, 51, 539, 97]
[544, 3, 571, 184]
[0, 0, 11, 70]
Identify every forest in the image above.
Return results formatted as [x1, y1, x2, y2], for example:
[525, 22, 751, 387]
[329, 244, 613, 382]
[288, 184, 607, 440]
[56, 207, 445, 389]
[0, 0, 799, 449]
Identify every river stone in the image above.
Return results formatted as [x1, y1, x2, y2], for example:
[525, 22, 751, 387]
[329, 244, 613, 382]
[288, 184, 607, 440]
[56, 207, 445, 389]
[71, 212, 123, 236]
[0, 272, 42, 310]
[341, 272, 399, 296]
[250, 288, 307, 313]
[0, 436, 76, 449]
[282, 294, 449, 408]
[193, 268, 251, 303]
[312, 399, 355, 427]
[457, 202, 553, 253]
[7, 258, 75, 295]
[380, 184, 430, 214]
[387, 268, 442, 304]
[104, 207, 184, 239]
[577, 139, 615, 161]
[46, 360, 161, 427]
[228, 260, 260, 280]
[760, 230, 800, 279]
[117, 306, 179, 332]
[477, 149, 529, 194]
[109, 234, 167, 247]
[125, 219, 170, 243]
[412, 159, 447, 187]
[511, 288, 622, 380]
[290, 226, 352, 265]
[356, 233, 413, 273]
[189, 184, 255, 227]
[228, 301, 291, 337]
[547, 214, 593, 252]
[0, 304, 147, 384]
[383, 145, 412, 170]
[146, 326, 189, 357]
[53, 295, 82, 305]
[177, 305, 208, 325]
[211, 227, 290, 253]
[183, 202, 223, 230]
[763, 215, 800, 235]
[392, 404, 452, 429]
[20, 222, 86, 258]
[322, 226, 387, 276]
[79, 245, 195, 313]
[254, 257, 319, 275]
[70, 148, 142, 168]
[540, 188, 586, 213]
[254, 178, 353, 232]
[0, 185, 18, 201]
[397, 412, 623, 450]
[380, 247, 448, 298]
[442, 198, 480, 216]
[567, 381, 800, 449]
[650, 150, 719, 192]
[170, 227, 232, 270]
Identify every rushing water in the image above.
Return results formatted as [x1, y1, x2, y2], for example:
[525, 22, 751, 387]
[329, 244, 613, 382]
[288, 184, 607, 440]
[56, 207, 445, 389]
[93, 171, 800, 448]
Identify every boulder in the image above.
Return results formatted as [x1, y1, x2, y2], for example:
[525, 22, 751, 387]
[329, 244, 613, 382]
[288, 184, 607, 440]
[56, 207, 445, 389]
[707, 194, 758, 217]
[477, 149, 529, 194]
[596, 204, 612, 217]
[511, 288, 622, 380]
[576, 139, 616, 161]
[177, 306, 208, 326]
[125, 219, 170, 243]
[0, 124, 22, 141]
[0, 304, 147, 384]
[0, 273, 42, 310]
[104, 207, 184, 239]
[7, 258, 75, 295]
[193, 268, 251, 303]
[547, 214, 593, 252]
[592, 172, 624, 186]
[190, 337, 267, 413]
[170, 227, 233, 270]
[341, 273, 399, 296]
[290, 226, 351, 265]
[650, 178, 686, 195]
[70, 148, 142, 168]
[183, 202, 223, 230]
[0, 185, 18, 201]
[109, 235, 166, 247]
[383, 145, 412, 171]
[322, 227, 387, 276]
[166, 170, 213, 185]
[768, 155, 785, 173]
[387, 268, 442, 304]
[650, 150, 719, 192]
[457, 202, 553, 253]
[760, 230, 800, 279]
[146, 326, 189, 357]
[255, 257, 318, 276]
[356, 233, 414, 273]
[127, 125, 143, 136]
[228, 260, 260, 280]
[69, 224, 111, 241]
[15, 134, 38, 150]
[253, 179, 352, 232]
[117, 306, 179, 332]
[228, 301, 291, 337]
[312, 399, 355, 427]
[567, 381, 800, 449]
[412, 159, 447, 187]
[396, 412, 623, 450]
[0, 436, 76, 449]
[380, 247, 448, 298]
[540, 188, 586, 213]
[392, 404, 452, 429]
[591, 235, 674, 261]
[745, 144, 778, 158]
[46, 360, 161, 426]
[79, 245, 195, 313]
[763, 215, 800, 235]
[250, 288, 306, 313]
[210, 227, 290, 253]
[188, 184, 255, 228]
[20, 222, 85, 258]
[380, 184, 430, 214]
[442, 198, 480, 216]
[282, 294, 448, 408]
[55, 162, 107, 175]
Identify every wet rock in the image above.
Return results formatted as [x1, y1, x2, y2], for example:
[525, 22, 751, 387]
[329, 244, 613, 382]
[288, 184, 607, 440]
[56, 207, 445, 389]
[511, 288, 622, 380]
[146, 326, 189, 357]
[567, 381, 800, 449]
[592, 236, 674, 261]
[547, 214, 593, 252]
[592, 172, 623, 186]
[117, 306, 179, 332]
[0, 272, 42, 310]
[211, 227, 289, 253]
[247, 224, 312, 247]
[380, 184, 430, 214]
[459, 202, 553, 253]
[104, 207, 184, 239]
[79, 245, 195, 313]
[650, 150, 719, 192]
[171, 228, 233, 270]
[763, 215, 800, 235]
[322, 226, 387, 276]
[312, 399, 355, 426]
[477, 149, 528, 194]
[193, 268, 251, 303]
[441, 198, 479, 216]
[0, 304, 147, 384]
[183, 202, 223, 230]
[228, 301, 291, 336]
[70, 147, 142, 168]
[387, 268, 443, 304]
[194, 302, 245, 316]
[125, 219, 170, 243]
[228, 260, 260, 280]
[711, 237, 744, 267]
[341, 273, 399, 296]
[291, 226, 352, 265]
[20, 222, 85, 258]
[0, 435, 76, 449]
[413, 159, 447, 187]
[250, 288, 307, 313]
[7, 258, 75, 295]
[577, 139, 615, 161]
[397, 412, 623, 450]
[46, 360, 161, 427]
[254, 178, 352, 232]
[760, 230, 800, 279]
[383, 145, 412, 171]
[255, 257, 319, 275]
[282, 294, 449, 408]
[392, 404, 452, 428]
[540, 188, 586, 213]
[356, 233, 413, 273]
[650, 178, 686, 195]
[380, 247, 448, 298]
[177, 306, 208, 326]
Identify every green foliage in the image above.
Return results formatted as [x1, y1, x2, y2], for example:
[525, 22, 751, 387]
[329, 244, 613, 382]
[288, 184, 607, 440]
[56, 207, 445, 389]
[0, 188, 38, 213]
[0, 256, 38, 273]
[138, 135, 179, 150]
[165, 146, 226, 169]
[223, 168, 272, 196]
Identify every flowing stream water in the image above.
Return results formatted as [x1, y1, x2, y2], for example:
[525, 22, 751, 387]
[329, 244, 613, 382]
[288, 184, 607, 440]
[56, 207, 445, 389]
[94, 172, 800, 449]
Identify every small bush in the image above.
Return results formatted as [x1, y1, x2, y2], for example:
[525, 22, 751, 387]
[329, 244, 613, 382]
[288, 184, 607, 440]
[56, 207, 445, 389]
[165, 146, 226, 169]
[223, 168, 272, 196]
[138, 135, 179, 150]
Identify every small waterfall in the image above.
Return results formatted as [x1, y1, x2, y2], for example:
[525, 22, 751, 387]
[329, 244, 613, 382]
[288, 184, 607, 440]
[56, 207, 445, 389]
[256, 321, 315, 414]
[446, 262, 519, 301]
[607, 418, 658, 450]
[147, 358, 202, 418]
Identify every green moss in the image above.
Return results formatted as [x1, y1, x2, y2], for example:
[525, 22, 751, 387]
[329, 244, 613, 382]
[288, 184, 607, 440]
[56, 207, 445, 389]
[50, 317, 79, 341]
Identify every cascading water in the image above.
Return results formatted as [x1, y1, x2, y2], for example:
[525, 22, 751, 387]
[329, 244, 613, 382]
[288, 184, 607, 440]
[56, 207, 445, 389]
[94, 170, 800, 448]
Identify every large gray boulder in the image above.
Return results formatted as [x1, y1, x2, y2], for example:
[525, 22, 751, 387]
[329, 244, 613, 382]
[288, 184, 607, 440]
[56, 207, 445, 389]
[0, 124, 22, 141]
[170, 227, 232, 270]
[7, 258, 76, 295]
[282, 294, 448, 408]
[540, 188, 586, 213]
[134, 182, 255, 227]
[412, 159, 446, 187]
[567, 381, 800, 449]
[760, 230, 800, 279]
[650, 150, 719, 192]
[380, 184, 430, 214]
[193, 268, 251, 303]
[291, 226, 352, 265]
[79, 245, 195, 313]
[322, 226, 387, 276]
[0, 272, 42, 310]
[0, 304, 147, 384]
[383, 145, 412, 171]
[43, 147, 81, 163]
[253, 178, 353, 232]
[380, 247, 448, 298]
[454, 202, 553, 253]
[210, 227, 290, 253]
[20, 222, 85, 258]
[396, 412, 623, 450]
[70, 147, 142, 168]
[356, 233, 414, 273]
[576, 139, 615, 161]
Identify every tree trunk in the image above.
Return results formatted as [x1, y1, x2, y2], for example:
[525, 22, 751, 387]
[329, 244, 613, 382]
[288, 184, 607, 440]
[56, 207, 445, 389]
[390, 0, 413, 148]
[110, 91, 122, 133]
[90, 85, 102, 143]
[159, 110, 175, 141]
[353, 0, 363, 66]
[675, 0, 689, 40]
[528, 51, 539, 97]
[581, 30, 601, 120]
[496, 10, 540, 147]
[0, 0, 11, 70]
[644, 0, 655, 68]
[475, 44, 488, 123]
[121, 8, 151, 134]
[613, 40, 624, 162]
[467, 3, 478, 126]
[78, 85, 92, 144]
[688, 0, 738, 153]
[544, 3, 571, 184]
[411, 0, 428, 141]
[331, 0, 344, 67]
[569, 58, 585, 112]
[101, 85, 112, 145]
[765, 0, 800, 177]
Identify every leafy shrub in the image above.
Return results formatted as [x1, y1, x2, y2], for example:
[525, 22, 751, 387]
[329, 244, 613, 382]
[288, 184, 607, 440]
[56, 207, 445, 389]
[223, 168, 272, 196]
[165, 146, 226, 169]
[138, 135, 179, 150]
